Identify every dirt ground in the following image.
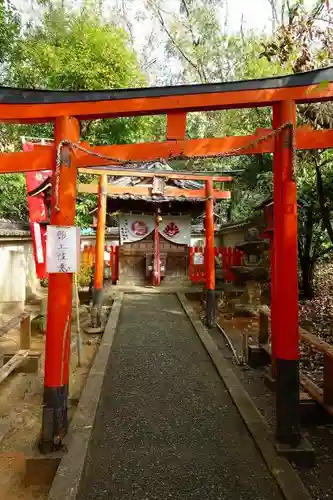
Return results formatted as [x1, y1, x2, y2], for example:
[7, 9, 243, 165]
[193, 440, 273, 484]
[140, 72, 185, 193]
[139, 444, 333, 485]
[189, 295, 259, 362]
[0, 301, 102, 500]
[192, 295, 333, 500]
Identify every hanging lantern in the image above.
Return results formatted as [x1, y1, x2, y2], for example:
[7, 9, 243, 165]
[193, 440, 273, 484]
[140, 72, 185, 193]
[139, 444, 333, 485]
[152, 176, 165, 195]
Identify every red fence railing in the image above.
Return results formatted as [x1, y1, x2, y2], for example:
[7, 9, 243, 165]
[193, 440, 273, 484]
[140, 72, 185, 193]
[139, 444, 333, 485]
[189, 246, 243, 283]
[81, 244, 119, 283]
[81, 244, 241, 285]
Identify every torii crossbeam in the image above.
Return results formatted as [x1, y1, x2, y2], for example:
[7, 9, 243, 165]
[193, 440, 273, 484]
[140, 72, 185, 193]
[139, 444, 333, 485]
[2, 66, 333, 454]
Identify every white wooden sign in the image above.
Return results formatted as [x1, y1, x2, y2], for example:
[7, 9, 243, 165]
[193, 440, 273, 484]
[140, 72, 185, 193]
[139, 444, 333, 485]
[193, 252, 204, 265]
[33, 222, 44, 263]
[46, 226, 80, 273]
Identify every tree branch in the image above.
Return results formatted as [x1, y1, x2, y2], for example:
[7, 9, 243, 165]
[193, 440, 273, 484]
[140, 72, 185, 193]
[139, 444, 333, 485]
[314, 157, 333, 244]
[180, 0, 209, 82]
[155, 7, 204, 82]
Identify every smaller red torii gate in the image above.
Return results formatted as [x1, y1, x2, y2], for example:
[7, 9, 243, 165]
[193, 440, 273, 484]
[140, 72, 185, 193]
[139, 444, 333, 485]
[1, 67, 333, 453]
[79, 169, 231, 327]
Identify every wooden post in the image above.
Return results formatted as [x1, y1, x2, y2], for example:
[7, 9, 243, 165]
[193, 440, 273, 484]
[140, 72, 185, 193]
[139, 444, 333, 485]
[39, 116, 79, 454]
[273, 101, 300, 447]
[92, 174, 107, 324]
[20, 314, 31, 350]
[270, 239, 277, 378]
[205, 179, 216, 327]
[271, 104, 281, 380]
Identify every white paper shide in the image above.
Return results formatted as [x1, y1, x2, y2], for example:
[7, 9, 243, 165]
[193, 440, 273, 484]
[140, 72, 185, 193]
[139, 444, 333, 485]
[46, 226, 80, 273]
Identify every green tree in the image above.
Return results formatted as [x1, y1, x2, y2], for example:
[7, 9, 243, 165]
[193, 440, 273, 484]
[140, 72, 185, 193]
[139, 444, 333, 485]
[0, 174, 27, 222]
[2, 1, 161, 225]
[146, 0, 333, 296]
[0, 0, 20, 68]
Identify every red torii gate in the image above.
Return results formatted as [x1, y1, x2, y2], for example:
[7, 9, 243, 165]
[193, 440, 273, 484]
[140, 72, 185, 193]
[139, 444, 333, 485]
[2, 67, 333, 453]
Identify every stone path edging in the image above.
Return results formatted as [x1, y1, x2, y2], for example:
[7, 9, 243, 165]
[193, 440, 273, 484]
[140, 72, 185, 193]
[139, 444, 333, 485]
[177, 292, 313, 500]
[48, 293, 123, 500]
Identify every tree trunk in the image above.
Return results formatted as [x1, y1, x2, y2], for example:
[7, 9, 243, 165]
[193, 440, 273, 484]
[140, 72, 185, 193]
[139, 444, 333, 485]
[298, 205, 315, 299]
[300, 260, 314, 300]
[315, 163, 333, 244]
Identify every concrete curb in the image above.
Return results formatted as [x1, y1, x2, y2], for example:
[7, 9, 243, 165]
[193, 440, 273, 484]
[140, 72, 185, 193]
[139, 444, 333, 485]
[177, 293, 313, 500]
[48, 293, 123, 500]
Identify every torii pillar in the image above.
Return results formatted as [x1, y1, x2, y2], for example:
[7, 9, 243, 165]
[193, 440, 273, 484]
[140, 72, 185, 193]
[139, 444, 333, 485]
[205, 178, 216, 327]
[91, 173, 107, 328]
[273, 101, 300, 447]
[39, 116, 79, 453]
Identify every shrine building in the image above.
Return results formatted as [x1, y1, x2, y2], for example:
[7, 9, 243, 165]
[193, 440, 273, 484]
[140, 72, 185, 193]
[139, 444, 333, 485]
[27, 161, 229, 287]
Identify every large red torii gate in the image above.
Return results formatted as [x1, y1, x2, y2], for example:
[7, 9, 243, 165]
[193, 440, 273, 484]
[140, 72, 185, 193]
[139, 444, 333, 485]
[2, 67, 333, 453]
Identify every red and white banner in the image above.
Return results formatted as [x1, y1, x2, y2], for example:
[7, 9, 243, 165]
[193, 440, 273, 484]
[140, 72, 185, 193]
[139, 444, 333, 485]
[24, 142, 51, 279]
[158, 216, 191, 245]
[119, 214, 191, 246]
[119, 214, 155, 244]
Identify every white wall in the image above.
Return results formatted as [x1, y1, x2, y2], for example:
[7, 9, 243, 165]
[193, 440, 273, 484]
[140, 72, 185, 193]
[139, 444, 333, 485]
[220, 229, 247, 249]
[190, 235, 224, 248]
[0, 239, 40, 311]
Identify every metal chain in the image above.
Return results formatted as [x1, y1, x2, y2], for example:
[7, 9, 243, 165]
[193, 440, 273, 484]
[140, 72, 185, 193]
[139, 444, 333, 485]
[54, 122, 296, 212]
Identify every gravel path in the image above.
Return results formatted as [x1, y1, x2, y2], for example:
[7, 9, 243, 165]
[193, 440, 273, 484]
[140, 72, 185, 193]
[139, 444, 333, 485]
[77, 294, 284, 500]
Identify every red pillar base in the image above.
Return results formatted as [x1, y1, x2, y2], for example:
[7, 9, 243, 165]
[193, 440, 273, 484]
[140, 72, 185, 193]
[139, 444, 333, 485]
[206, 289, 216, 328]
[276, 358, 300, 447]
[39, 385, 68, 454]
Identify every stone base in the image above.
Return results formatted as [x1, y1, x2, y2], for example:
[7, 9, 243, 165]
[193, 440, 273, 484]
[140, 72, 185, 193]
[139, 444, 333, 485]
[275, 436, 315, 468]
[84, 325, 105, 334]
[24, 449, 66, 486]
[3, 352, 40, 373]
[247, 344, 270, 367]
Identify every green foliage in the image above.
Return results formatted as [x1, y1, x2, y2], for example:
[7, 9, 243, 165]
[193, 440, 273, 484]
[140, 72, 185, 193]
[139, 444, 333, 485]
[9, 9, 143, 89]
[0, 0, 20, 68]
[0, 174, 27, 222]
[1, 1, 161, 226]
[77, 262, 93, 288]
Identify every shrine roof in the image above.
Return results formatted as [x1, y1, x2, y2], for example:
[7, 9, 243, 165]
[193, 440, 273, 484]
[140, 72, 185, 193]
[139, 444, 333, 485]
[1, 67, 333, 105]
[27, 160, 207, 203]
[105, 161, 206, 203]
[107, 161, 202, 189]
[0, 218, 30, 237]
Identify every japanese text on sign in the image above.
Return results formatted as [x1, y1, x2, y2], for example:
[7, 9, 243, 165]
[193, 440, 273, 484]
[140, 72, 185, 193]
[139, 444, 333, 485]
[46, 226, 80, 273]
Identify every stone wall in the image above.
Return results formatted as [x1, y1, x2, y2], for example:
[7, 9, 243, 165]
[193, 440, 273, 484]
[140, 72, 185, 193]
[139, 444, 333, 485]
[0, 239, 41, 311]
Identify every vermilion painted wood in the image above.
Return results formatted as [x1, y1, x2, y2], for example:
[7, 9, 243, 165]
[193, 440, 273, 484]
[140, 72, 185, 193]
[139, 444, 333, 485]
[73, 128, 333, 166]
[2, 127, 333, 174]
[271, 104, 280, 377]
[111, 246, 119, 283]
[82, 245, 117, 269]
[166, 112, 187, 140]
[205, 179, 215, 292]
[94, 174, 107, 291]
[44, 116, 79, 388]
[274, 101, 299, 361]
[1, 82, 333, 123]
[188, 246, 243, 283]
